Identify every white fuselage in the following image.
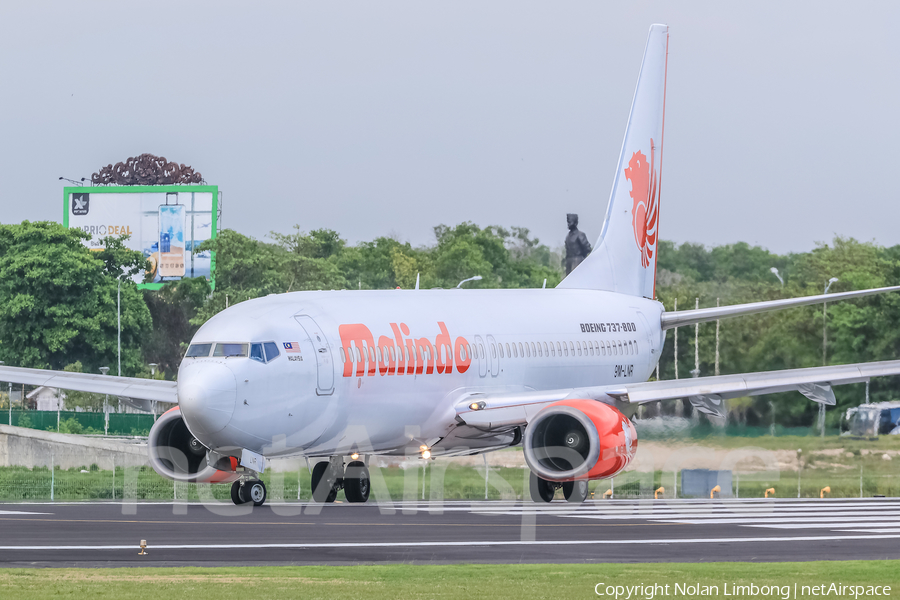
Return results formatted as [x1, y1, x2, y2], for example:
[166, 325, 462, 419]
[176, 288, 665, 458]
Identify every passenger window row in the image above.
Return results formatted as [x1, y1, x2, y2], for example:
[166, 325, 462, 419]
[496, 339, 639, 358]
[338, 344, 445, 365]
[337, 338, 640, 366]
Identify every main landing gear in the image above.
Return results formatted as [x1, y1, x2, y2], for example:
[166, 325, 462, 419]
[231, 478, 267, 507]
[529, 472, 589, 503]
[311, 457, 371, 503]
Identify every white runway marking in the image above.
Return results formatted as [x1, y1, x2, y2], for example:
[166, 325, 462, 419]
[0, 510, 51, 515]
[465, 498, 900, 535]
[744, 522, 900, 530]
[653, 515, 900, 525]
[0, 533, 898, 552]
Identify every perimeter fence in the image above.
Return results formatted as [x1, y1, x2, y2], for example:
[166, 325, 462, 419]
[0, 448, 897, 502]
[0, 410, 155, 436]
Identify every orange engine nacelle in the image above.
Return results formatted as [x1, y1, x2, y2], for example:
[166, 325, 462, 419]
[523, 399, 637, 482]
[148, 407, 241, 484]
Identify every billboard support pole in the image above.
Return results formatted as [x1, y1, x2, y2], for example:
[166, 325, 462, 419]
[117, 278, 122, 377]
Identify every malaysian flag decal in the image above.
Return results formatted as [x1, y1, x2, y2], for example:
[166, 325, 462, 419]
[283, 342, 301, 353]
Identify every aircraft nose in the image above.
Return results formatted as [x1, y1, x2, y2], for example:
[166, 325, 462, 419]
[177, 362, 237, 436]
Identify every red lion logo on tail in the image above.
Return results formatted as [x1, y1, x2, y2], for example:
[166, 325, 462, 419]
[623, 139, 659, 268]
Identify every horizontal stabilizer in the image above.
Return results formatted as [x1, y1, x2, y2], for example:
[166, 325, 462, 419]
[660, 285, 900, 330]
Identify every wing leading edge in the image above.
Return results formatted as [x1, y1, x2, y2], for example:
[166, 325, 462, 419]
[456, 360, 900, 427]
[0, 365, 178, 410]
[660, 285, 900, 330]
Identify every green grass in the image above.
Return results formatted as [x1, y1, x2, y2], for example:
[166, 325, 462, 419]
[0, 562, 897, 599]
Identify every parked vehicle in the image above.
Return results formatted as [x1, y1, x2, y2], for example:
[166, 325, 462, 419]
[843, 401, 900, 437]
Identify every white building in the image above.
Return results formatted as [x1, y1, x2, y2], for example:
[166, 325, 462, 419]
[26, 387, 67, 411]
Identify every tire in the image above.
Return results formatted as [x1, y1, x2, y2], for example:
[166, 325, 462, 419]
[231, 481, 247, 505]
[344, 461, 370, 503]
[563, 479, 589, 503]
[248, 479, 267, 507]
[311, 461, 339, 503]
[529, 471, 555, 503]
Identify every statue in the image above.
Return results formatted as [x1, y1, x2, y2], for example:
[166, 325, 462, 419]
[91, 154, 203, 186]
[564, 213, 592, 275]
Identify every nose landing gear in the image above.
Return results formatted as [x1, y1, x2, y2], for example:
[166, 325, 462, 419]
[311, 457, 371, 503]
[230, 478, 267, 507]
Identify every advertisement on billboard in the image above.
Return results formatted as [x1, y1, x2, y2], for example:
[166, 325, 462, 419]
[63, 185, 220, 289]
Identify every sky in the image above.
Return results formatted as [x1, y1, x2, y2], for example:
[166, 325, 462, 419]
[1, 2, 898, 255]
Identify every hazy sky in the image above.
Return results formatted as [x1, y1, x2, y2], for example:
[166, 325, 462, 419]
[1, 2, 897, 255]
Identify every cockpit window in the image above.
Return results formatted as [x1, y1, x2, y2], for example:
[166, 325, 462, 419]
[264, 342, 280, 362]
[250, 343, 265, 363]
[186, 343, 212, 358]
[214, 343, 249, 358]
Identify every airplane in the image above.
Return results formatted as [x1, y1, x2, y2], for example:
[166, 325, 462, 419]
[3, 24, 900, 507]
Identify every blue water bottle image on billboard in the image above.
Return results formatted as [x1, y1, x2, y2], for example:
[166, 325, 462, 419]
[158, 205, 186, 278]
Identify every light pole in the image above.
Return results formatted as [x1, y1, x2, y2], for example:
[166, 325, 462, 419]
[149, 363, 158, 421]
[770, 267, 784, 287]
[100, 366, 110, 435]
[821, 277, 839, 437]
[456, 275, 483, 288]
[769, 400, 776, 436]
[673, 298, 679, 380]
[117, 278, 122, 377]
[691, 298, 700, 378]
[0, 360, 6, 426]
[714, 298, 720, 377]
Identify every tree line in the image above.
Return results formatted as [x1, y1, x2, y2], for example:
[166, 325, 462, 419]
[0, 220, 897, 427]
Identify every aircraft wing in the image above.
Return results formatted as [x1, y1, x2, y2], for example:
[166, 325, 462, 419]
[0, 365, 178, 410]
[660, 285, 900, 329]
[455, 359, 900, 427]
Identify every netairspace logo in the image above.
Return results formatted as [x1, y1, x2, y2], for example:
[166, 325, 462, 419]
[594, 582, 892, 600]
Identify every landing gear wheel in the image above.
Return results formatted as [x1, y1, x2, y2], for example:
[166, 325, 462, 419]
[230, 481, 248, 505]
[529, 472, 555, 503]
[563, 479, 589, 503]
[344, 461, 370, 503]
[311, 461, 339, 503]
[247, 479, 267, 507]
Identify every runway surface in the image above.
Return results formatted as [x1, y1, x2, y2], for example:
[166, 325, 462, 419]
[0, 498, 898, 567]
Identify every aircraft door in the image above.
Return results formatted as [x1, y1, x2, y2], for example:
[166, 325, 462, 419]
[473, 335, 488, 377]
[486, 334, 499, 377]
[295, 315, 335, 396]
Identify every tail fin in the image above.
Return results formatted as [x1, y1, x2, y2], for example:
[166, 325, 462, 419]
[559, 24, 668, 298]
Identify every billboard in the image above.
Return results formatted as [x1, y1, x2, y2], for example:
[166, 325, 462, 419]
[63, 185, 220, 290]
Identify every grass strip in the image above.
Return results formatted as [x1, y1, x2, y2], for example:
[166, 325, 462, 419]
[0, 561, 897, 599]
